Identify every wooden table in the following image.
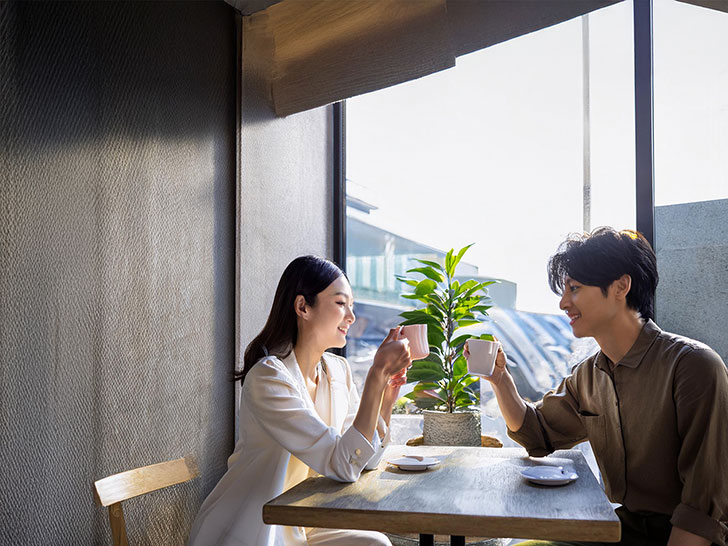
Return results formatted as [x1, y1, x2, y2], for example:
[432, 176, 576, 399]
[263, 446, 621, 545]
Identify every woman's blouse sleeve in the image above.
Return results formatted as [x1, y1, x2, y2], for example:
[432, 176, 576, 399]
[243, 358, 376, 483]
[340, 356, 390, 470]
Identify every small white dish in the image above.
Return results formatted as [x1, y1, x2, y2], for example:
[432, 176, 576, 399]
[387, 455, 440, 471]
[521, 466, 578, 486]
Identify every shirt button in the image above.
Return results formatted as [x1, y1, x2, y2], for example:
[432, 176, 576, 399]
[355, 448, 362, 456]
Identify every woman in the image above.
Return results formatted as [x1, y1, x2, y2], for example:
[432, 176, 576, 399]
[188, 255, 412, 546]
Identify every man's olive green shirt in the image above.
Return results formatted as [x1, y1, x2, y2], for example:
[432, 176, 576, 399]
[509, 320, 728, 545]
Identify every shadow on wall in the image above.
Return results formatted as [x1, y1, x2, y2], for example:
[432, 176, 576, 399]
[0, 2, 236, 545]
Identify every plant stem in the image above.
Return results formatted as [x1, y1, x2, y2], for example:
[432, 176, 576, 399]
[446, 268, 454, 412]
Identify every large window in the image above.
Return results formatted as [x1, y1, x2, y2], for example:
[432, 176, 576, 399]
[345, 1, 635, 445]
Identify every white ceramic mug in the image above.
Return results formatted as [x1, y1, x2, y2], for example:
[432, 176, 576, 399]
[465, 338, 500, 377]
[400, 324, 430, 360]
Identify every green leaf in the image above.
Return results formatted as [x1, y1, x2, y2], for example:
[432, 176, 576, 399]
[454, 279, 479, 297]
[395, 276, 419, 287]
[415, 279, 437, 296]
[400, 309, 434, 321]
[454, 391, 477, 409]
[406, 267, 444, 283]
[406, 386, 447, 408]
[407, 361, 446, 382]
[444, 248, 455, 277]
[400, 316, 440, 328]
[456, 319, 481, 328]
[428, 344, 443, 357]
[415, 259, 444, 271]
[453, 309, 475, 321]
[452, 244, 474, 271]
[401, 294, 428, 301]
[451, 334, 472, 349]
[414, 397, 445, 410]
[451, 380, 464, 396]
[424, 293, 448, 315]
[425, 303, 443, 320]
[479, 333, 496, 341]
[453, 355, 468, 378]
[459, 375, 480, 388]
[413, 382, 441, 392]
[422, 351, 444, 366]
[428, 327, 446, 349]
[462, 283, 489, 299]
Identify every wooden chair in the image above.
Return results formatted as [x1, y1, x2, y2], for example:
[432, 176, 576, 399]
[93, 455, 199, 546]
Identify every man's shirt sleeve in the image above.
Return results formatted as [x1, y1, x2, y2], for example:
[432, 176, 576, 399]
[671, 347, 728, 546]
[508, 371, 588, 456]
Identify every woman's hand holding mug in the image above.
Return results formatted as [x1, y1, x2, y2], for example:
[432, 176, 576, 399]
[372, 327, 412, 378]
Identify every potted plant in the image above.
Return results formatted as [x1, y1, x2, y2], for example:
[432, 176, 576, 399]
[396, 244, 495, 446]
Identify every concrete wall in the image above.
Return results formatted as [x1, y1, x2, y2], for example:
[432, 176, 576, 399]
[0, 2, 236, 544]
[237, 23, 333, 413]
[655, 198, 728, 363]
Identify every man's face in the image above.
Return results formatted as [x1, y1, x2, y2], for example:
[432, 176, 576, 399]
[559, 276, 620, 339]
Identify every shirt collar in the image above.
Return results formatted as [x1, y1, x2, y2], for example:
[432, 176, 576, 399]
[594, 319, 661, 371]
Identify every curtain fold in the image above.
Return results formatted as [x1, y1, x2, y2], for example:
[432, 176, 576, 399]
[244, 0, 622, 117]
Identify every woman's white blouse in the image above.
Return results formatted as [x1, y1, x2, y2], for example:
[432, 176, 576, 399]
[187, 351, 390, 546]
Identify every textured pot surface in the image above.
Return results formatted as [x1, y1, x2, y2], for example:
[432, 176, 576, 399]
[422, 410, 481, 446]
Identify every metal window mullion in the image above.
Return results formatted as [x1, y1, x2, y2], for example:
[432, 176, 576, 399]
[634, 0, 655, 247]
[333, 102, 346, 270]
[332, 101, 346, 358]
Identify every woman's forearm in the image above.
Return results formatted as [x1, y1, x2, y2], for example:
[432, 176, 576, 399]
[353, 369, 388, 442]
[490, 371, 528, 432]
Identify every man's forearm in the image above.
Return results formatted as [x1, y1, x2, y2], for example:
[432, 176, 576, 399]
[666, 526, 710, 546]
[490, 371, 528, 431]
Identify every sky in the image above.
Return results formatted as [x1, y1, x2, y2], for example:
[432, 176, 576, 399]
[346, 0, 728, 314]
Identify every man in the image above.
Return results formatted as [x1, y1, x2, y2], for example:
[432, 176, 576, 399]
[485, 227, 727, 546]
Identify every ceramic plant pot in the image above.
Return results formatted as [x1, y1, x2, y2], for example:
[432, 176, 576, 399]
[422, 409, 481, 446]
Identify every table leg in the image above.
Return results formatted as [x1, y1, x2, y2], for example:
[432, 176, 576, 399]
[419, 534, 434, 546]
[451, 536, 466, 546]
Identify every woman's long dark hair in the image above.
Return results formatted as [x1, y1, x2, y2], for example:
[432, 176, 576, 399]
[234, 255, 345, 383]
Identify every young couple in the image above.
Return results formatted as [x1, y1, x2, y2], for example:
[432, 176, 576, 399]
[188, 227, 727, 546]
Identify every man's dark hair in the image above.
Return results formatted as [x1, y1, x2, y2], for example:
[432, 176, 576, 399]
[547, 227, 659, 320]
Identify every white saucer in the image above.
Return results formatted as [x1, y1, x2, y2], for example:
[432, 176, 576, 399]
[387, 456, 440, 471]
[521, 466, 578, 486]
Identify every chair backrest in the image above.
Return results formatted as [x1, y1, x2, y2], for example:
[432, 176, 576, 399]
[93, 455, 199, 546]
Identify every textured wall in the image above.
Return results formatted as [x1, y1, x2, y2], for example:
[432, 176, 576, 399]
[655, 199, 728, 363]
[0, 2, 236, 545]
[237, 20, 333, 409]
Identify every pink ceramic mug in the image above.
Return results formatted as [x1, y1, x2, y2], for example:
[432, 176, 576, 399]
[400, 324, 430, 360]
[465, 338, 500, 377]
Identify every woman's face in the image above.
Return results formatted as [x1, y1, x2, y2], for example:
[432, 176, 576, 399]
[304, 275, 356, 350]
